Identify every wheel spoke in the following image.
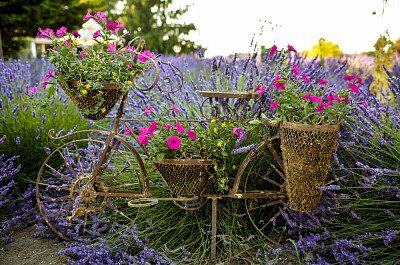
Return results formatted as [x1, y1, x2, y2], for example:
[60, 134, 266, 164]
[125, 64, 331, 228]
[44, 164, 73, 183]
[41, 195, 71, 203]
[58, 150, 79, 179]
[38, 182, 71, 191]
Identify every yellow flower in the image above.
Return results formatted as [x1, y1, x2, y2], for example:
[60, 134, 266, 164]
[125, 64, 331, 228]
[130, 72, 134, 75]
[98, 90, 103, 94]
[85, 83, 91, 89]
[217, 142, 222, 147]
[148, 152, 151, 155]
[81, 89, 87, 95]
[211, 119, 216, 123]
[101, 108, 106, 113]
[233, 165, 236, 170]
[95, 79, 99, 81]
[221, 123, 226, 128]
[214, 128, 217, 133]
[127, 80, 132, 84]
[113, 72, 116, 75]
[122, 48, 126, 51]
[93, 64, 97, 67]
[208, 128, 210, 132]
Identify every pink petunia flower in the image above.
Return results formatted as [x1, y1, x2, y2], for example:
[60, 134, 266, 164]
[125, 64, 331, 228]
[124, 128, 134, 135]
[144, 106, 154, 115]
[256, 85, 265, 95]
[356, 75, 364, 86]
[148, 122, 157, 134]
[126, 62, 134, 69]
[176, 122, 185, 134]
[341, 96, 349, 103]
[93, 30, 101, 39]
[269, 45, 277, 57]
[167, 136, 181, 149]
[287, 44, 297, 53]
[343, 75, 355, 82]
[72, 31, 81, 38]
[138, 133, 149, 145]
[83, 9, 92, 21]
[348, 83, 359, 94]
[170, 103, 179, 114]
[106, 22, 118, 33]
[187, 129, 197, 140]
[302, 94, 322, 102]
[38, 28, 54, 40]
[292, 65, 300, 76]
[45, 70, 53, 81]
[56, 26, 67, 37]
[317, 103, 333, 112]
[327, 94, 341, 104]
[318, 79, 328, 85]
[162, 125, 173, 130]
[28, 87, 39, 93]
[233, 128, 247, 139]
[94, 12, 107, 23]
[270, 100, 278, 110]
[42, 81, 50, 89]
[302, 74, 311, 84]
[138, 50, 155, 62]
[107, 44, 116, 53]
[272, 81, 285, 90]
[361, 98, 368, 109]
[115, 20, 126, 29]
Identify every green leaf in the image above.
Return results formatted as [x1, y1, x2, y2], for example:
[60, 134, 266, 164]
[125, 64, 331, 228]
[345, 115, 355, 122]
[249, 119, 262, 125]
[156, 152, 165, 161]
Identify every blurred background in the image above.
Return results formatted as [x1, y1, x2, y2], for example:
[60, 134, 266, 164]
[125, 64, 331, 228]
[1, 0, 400, 59]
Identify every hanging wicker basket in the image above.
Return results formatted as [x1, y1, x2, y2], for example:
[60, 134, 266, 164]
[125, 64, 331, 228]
[280, 120, 340, 212]
[60, 81, 125, 120]
[153, 159, 216, 196]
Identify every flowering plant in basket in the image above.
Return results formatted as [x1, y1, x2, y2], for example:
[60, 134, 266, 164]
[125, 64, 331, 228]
[262, 45, 367, 125]
[35, 9, 156, 118]
[125, 104, 245, 190]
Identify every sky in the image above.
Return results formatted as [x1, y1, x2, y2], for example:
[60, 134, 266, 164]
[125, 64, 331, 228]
[173, 0, 400, 57]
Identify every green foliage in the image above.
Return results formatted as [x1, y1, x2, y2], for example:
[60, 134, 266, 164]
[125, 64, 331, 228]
[120, 0, 197, 54]
[0, 0, 119, 59]
[0, 89, 89, 188]
[307, 38, 344, 59]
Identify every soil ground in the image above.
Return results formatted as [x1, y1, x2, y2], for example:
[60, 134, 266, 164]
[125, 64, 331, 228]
[0, 226, 69, 265]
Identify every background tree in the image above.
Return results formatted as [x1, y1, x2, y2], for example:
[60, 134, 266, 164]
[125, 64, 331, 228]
[120, 0, 197, 54]
[0, 0, 119, 59]
[307, 38, 344, 59]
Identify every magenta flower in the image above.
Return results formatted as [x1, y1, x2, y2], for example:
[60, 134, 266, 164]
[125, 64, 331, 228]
[45, 70, 53, 81]
[361, 98, 368, 108]
[256, 85, 265, 94]
[83, 9, 92, 20]
[106, 22, 118, 33]
[292, 65, 300, 76]
[188, 129, 197, 140]
[148, 122, 157, 134]
[302, 94, 322, 102]
[72, 31, 81, 38]
[115, 20, 126, 29]
[94, 12, 106, 23]
[38, 28, 54, 39]
[162, 125, 173, 130]
[343, 75, 355, 82]
[140, 127, 150, 134]
[107, 44, 117, 53]
[144, 106, 154, 115]
[56, 26, 67, 37]
[318, 79, 328, 85]
[348, 83, 359, 94]
[123, 128, 134, 135]
[138, 50, 155, 62]
[176, 122, 185, 134]
[302, 74, 311, 84]
[42, 81, 50, 89]
[269, 45, 277, 57]
[272, 81, 285, 90]
[341, 96, 349, 103]
[233, 128, 243, 138]
[167, 136, 181, 149]
[93, 30, 101, 39]
[327, 94, 341, 104]
[356, 75, 364, 86]
[270, 100, 278, 110]
[170, 103, 179, 114]
[126, 62, 134, 69]
[287, 44, 297, 53]
[28, 87, 39, 93]
[138, 133, 149, 145]
[317, 103, 332, 112]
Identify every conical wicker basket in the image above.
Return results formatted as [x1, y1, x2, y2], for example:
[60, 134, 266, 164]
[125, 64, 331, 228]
[153, 159, 215, 196]
[61, 81, 125, 120]
[280, 121, 340, 212]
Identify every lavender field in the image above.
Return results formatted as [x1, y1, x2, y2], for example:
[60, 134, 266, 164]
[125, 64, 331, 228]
[1, 50, 400, 264]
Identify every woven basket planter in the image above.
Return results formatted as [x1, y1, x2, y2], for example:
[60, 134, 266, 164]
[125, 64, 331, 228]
[280, 121, 340, 212]
[153, 159, 215, 196]
[61, 81, 125, 120]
